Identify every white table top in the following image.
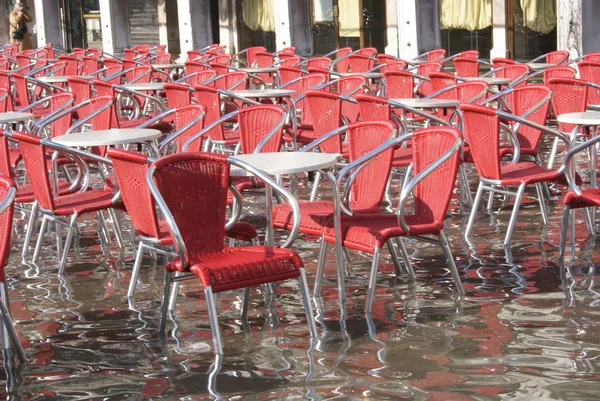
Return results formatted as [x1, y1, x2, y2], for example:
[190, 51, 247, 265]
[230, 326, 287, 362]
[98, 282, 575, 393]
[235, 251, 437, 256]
[238, 67, 278, 74]
[229, 152, 339, 177]
[461, 76, 512, 85]
[405, 59, 425, 66]
[152, 63, 184, 69]
[122, 82, 166, 91]
[557, 112, 600, 125]
[527, 62, 554, 70]
[0, 112, 34, 124]
[389, 98, 460, 109]
[52, 128, 162, 147]
[232, 89, 296, 98]
[335, 72, 383, 79]
[38, 75, 94, 83]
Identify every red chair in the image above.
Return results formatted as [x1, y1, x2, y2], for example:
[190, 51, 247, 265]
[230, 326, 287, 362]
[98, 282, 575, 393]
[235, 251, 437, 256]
[147, 152, 316, 353]
[236, 46, 267, 68]
[459, 50, 479, 59]
[577, 61, 600, 105]
[184, 60, 209, 75]
[252, 51, 276, 84]
[491, 58, 517, 69]
[417, 49, 446, 62]
[337, 76, 368, 123]
[209, 71, 248, 91]
[180, 69, 217, 86]
[453, 57, 481, 77]
[383, 70, 416, 98]
[0, 176, 26, 363]
[81, 56, 100, 75]
[347, 54, 375, 73]
[277, 56, 301, 67]
[379, 60, 407, 73]
[416, 61, 443, 97]
[543, 66, 576, 84]
[163, 82, 192, 108]
[530, 50, 569, 66]
[108, 149, 259, 301]
[330, 47, 353, 73]
[429, 72, 457, 94]
[583, 52, 600, 62]
[11, 131, 123, 272]
[320, 126, 463, 311]
[461, 103, 570, 246]
[306, 57, 332, 70]
[277, 66, 303, 86]
[58, 55, 82, 76]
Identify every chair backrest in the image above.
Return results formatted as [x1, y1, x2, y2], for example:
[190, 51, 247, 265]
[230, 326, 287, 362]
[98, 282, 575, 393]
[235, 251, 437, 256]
[545, 51, 569, 65]
[459, 50, 479, 59]
[429, 72, 457, 96]
[347, 54, 375, 73]
[277, 66, 303, 85]
[0, 133, 15, 177]
[108, 149, 161, 239]
[346, 120, 396, 212]
[491, 58, 516, 69]
[245, 46, 267, 69]
[0, 176, 15, 279]
[149, 152, 231, 261]
[191, 84, 227, 143]
[45, 92, 77, 138]
[163, 82, 192, 108]
[383, 70, 415, 99]
[427, 49, 447, 62]
[187, 50, 203, 61]
[185, 60, 208, 75]
[0, 88, 8, 113]
[509, 84, 551, 150]
[335, 47, 353, 73]
[338, 76, 367, 123]
[417, 62, 443, 96]
[212, 55, 232, 66]
[15, 54, 32, 72]
[494, 64, 530, 85]
[253, 51, 274, 68]
[356, 47, 377, 57]
[453, 57, 479, 77]
[170, 104, 207, 152]
[155, 53, 172, 64]
[213, 71, 248, 91]
[583, 53, 600, 62]
[543, 66, 576, 84]
[304, 90, 343, 153]
[58, 55, 81, 76]
[576, 61, 600, 104]
[377, 54, 396, 65]
[455, 81, 489, 104]
[278, 56, 301, 67]
[238, 105, 286, 154]
[11, 73, 30, 109]
[356, 94, 391, 121]
[307, 57, 332, 70]
[127, 65, 153, 84]
[380, 60, 407, 73]
[186, 70, 217, 86]
[81, 56, 100, 75]
[410, 126, 460, 225]
[459, 103, 501, 180]
[102, 64, 124, 84]
[11, 131, 55, 210]
[67, 76, 92, 113]
[547, 77, 588, 133]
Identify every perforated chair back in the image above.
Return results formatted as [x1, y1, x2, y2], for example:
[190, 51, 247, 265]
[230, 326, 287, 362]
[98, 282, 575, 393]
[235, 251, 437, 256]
[453, 57, 480, 77]
[277, 66, 303, 86]
[304, 90, 343, 154]
[306, 57, 332, 70]
[356, 94, 391, 121]
[192, 85, 226, 143]
[347, 54, 375, 73]
[576, 61, 600, 104]
[238, 105, 286, 154]
[338, 75, 367, 123]
[164, 82, 191, 108]
[0, 176, 15, 280]
[427, 49, 447, 62]
[334, 47, 353, 73]
[417, 62, 443, 97]
[383, 70, 415, 98]
[547, 77, 589, 133]
[509, 85, 551, 150]
[459, 103, 501, 180]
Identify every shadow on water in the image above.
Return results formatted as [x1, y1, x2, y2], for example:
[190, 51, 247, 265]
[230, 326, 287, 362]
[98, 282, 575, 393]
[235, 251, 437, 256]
[3, 140, 600, 400]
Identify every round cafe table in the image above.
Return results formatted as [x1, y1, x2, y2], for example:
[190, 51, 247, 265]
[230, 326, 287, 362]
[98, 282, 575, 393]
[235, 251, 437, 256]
[0, 112, 34, 125]
[333, 72, 384, 80]
[460, 76, 513, 86]
[37, 75, 94, 84]
[231, 89, 295, 99]
[527, 62, 555, 71]
[122, 82, 166, 91]
[388, 98, 460, 109]
[52, 128, 162, 148]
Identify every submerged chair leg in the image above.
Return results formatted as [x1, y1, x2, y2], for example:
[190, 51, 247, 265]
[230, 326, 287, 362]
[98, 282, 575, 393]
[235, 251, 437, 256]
[0, 283, 25, 363]
[58, 214, 78, 274]
[313, 237, 328, 296]
[32, 215, 49, 263]
[22, 201, 39, 260]
[298, 268, 318, 338]
[168, 274, 182, 312]
[438, 231, 464, 296]
[127, 242, 145, 299]
[535, 183, 549, 225]
[158, 270, 173, 333]
[465, 182, 485, 240]
[394, 238, 416, 282]
[240, 287, 250, 321]
[365, 247, 382, 314]
[386, 239, 404, 276]
[205, 286, 223, 354]
[504, 184, 526, 246]
[558, 205, 570, 264]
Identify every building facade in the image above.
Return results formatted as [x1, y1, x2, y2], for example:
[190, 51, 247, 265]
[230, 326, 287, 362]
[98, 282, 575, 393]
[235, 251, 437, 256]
[1, 0, 599, 60]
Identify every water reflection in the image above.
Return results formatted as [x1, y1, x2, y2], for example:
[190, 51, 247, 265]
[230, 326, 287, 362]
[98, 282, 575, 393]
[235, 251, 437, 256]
[2, 144, 600, 399]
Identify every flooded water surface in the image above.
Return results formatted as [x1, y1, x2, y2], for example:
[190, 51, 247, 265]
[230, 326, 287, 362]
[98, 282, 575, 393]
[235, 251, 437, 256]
[3, 141, 600, 401]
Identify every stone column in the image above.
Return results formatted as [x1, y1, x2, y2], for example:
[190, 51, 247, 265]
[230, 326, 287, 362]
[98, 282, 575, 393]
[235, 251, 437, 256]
[218, 0, 237, 54]
[158, 0, 168, 51]
[33, 0, 63, 48]
[289, 0, 312, 56]
[273, 0, 292, 51]
[99, 0, 131, 55]
[0, 0, 10, 45]
[490, 0, 508, 59]
[157, 0, 180, 56]
[177, 0, 213, 56]
[557, 0, 582, 58]
[396, 0, 439, 59]
[385, 0, 399, 56]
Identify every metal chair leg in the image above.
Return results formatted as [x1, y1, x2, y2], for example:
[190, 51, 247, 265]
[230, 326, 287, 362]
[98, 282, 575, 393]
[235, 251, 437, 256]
[313, 236, 328, 296]
[127, 241, 145, 299]
[386, 239, 403, 276]
[298, 268, 318, 338]
[0, 284, 25, 363]
[205, 286, 223, 354]
[535, 182, 548, 225]
[168, 274, 182, 312]
[58, 214, 78, 274]
[108, 208, 125, 249]
[394, 238, 416, 282]
[158, 270, 172, 333]
[504, 184, 526, 246]
[465, 182, 485, 239]
[240, 287, 250, 321]
[32, 215, 49, 263]
[547, 136, 560, 169]
[365, 247, 381, 314]
[22, 202, 39, 260]
[309, 171, 322, 201]
[558, 205, 571, 264]
[438, 231, 464, 296]
[459, 164, 473, 210]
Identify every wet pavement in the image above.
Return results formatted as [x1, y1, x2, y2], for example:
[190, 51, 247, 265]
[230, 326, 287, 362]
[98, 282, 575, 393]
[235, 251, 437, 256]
[2, 137, 600, 400]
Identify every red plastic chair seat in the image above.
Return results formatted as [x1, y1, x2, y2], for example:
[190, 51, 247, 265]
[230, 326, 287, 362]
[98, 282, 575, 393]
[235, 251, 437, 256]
[564, 188, 600, 209]
[51, 189, 120, 215]
[165, 246, 303, 293]
[16, 180, 71, 204]
[323, 214, 443, 253]
[498, 162, 561, 186]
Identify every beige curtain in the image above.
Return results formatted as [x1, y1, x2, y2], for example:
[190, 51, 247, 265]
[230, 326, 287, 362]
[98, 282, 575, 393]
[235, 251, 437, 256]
[243, 0, 275, 32]
[520, 0, 556, 34]
[439, 0, 492, 31]
[339, 0, 361, 37]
